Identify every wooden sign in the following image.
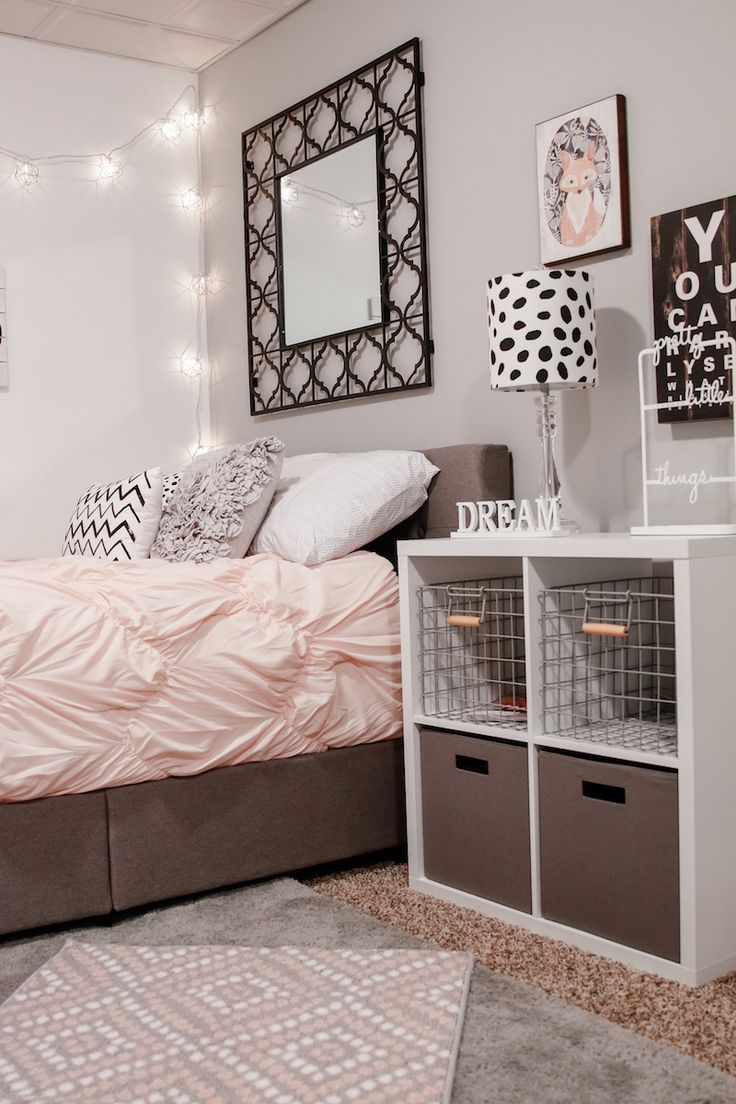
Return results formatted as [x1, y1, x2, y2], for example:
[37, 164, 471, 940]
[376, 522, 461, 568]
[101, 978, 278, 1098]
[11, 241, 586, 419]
[651, 194, 736, 423]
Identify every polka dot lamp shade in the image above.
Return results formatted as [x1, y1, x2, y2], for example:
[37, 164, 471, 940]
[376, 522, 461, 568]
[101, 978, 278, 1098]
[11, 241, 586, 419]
[488, 269, 597, 391]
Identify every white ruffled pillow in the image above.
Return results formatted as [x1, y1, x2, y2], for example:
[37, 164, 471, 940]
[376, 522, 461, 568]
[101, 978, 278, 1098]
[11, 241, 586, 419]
[251, 450, 438, 565]
[152, 438, 284, 563]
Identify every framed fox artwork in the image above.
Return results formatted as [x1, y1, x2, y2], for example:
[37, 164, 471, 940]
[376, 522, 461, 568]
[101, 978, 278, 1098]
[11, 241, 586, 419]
[536, 94, 630, 266]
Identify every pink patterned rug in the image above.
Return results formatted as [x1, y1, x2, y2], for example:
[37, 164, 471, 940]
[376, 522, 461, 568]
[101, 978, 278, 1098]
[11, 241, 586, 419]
[0, 943, 472, 1103]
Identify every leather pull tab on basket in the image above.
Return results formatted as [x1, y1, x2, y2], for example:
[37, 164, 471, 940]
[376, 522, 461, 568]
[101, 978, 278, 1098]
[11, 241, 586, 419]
[447, 614, 483, 627]
[582, 622, 628, 637]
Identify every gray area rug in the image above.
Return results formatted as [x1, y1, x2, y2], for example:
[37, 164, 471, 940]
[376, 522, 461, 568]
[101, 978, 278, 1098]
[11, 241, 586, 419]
[0, 878, 733, 1104]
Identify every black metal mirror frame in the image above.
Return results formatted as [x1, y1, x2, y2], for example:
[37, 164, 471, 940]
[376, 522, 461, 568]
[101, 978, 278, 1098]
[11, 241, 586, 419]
[242, 38, 432, 415]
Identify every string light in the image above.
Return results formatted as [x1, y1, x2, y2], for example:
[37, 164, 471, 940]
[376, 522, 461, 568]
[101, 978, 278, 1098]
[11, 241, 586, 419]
[159, 116, 182, 143]
[183, 110, 205, 130]
[279, 175, 374, 224]
[1, 87, 199, 183]
[190, 273, 214, 296]
[179, 353, 203, 379]
[180, 187, 203, 212]
[97, 155, 122, 181]
[345, 205, 365, 228]
[282, 180, 299, 205]
[15, 161, 39, 187]
[0, 85, 212, 457]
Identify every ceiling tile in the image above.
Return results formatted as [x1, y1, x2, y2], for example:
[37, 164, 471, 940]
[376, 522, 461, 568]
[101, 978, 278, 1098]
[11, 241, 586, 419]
[68, 0, 185, 21]
[0, 0, 56, 35]
[224, 0, 303, 7]
[35, 8, 148, 52]
[133, 25, 232, 68]
[0, 0, 309, 70]
[247, 0, 306, 8]
[174, 1, 273, 40]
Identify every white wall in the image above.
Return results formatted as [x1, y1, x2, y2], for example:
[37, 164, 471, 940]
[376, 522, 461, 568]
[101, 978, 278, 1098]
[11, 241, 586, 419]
[200, 0, 736, 531]
[0, 37, 203, 558]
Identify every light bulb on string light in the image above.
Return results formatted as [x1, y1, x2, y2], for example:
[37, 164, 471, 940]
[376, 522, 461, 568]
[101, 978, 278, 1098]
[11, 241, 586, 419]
[15, 161, 39, 187]
[159, 116, 182, 143]
[190, 273, 214, 296]
[179, 353, 203, 379]
[97, 155, 122, 181]
[183, 110, 205, 130]
[180, 187, 203, 212]
[282, 179, 299, 205]
[344, 205, 365, 228]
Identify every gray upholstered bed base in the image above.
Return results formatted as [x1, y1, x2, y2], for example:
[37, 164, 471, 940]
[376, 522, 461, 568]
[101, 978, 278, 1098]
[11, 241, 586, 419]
[0, 444, 511, 937]
[0, 741, 405, 935]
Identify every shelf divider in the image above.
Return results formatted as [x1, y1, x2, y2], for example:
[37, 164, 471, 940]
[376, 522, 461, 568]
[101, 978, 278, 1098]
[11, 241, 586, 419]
[533, 733, 678, 769]
[413, 713, 528, 742]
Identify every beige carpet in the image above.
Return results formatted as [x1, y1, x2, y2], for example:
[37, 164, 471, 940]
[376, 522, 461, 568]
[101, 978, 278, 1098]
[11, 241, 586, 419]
[305, 859, 736, 1077]
[0, 941, 472, 1104]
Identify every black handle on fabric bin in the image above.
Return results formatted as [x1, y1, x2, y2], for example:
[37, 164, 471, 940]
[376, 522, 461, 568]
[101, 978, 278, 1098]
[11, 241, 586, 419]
[582, 780, 626, 804]
[455, 754, 489, 776]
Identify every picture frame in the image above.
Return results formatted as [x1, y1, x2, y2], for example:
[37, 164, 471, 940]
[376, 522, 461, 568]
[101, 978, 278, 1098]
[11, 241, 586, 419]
[536, 94, 630, 267]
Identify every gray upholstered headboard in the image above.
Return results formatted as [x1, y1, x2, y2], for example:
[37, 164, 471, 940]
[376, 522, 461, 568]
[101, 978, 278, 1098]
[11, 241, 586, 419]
[366, 444, 512, 563]
[420, 443, 513, 539]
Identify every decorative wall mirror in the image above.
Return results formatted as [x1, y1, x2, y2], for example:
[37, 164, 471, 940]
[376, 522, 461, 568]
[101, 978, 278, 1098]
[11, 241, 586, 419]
[242, 38, 432, 415]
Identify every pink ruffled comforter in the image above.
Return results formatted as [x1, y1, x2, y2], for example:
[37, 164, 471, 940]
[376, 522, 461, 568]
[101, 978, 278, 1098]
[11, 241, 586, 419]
[0, 552, 402, 803]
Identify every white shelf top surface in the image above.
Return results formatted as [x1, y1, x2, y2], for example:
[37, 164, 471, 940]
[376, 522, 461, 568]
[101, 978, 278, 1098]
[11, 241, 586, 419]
[399, 531, 736, 560]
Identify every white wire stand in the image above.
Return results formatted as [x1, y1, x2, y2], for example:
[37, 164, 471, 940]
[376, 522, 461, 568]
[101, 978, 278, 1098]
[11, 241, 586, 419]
[631, 336, 736, 536]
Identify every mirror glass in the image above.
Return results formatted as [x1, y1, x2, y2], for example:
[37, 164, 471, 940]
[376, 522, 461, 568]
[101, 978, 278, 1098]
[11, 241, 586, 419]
[279, 135, 382, 346]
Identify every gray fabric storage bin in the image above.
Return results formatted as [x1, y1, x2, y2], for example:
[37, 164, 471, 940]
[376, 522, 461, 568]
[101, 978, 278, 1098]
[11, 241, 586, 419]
[420, 728, 531, 912]
[538, 749, 680, 961]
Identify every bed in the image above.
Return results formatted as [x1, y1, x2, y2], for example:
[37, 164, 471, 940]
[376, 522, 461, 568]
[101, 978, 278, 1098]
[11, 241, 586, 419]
[0, 443, 511, 936]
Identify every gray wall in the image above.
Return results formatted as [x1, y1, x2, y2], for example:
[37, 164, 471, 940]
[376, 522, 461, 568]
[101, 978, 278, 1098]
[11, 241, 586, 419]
[200, 0, 736, 531]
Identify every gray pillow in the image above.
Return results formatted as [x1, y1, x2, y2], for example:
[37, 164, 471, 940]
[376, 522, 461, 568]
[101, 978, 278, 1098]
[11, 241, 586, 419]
[152, 438, 284, 563]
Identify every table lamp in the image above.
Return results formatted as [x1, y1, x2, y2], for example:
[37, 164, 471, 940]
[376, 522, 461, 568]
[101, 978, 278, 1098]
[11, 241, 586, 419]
[487, 268, 597, 528]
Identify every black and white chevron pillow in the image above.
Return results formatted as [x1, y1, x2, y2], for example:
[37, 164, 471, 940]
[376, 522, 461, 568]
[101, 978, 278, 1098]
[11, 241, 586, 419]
[62, 468, 163, 561]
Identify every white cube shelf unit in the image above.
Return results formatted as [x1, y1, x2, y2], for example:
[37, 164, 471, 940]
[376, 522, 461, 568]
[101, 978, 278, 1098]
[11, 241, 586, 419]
[398, 533, 736, 985]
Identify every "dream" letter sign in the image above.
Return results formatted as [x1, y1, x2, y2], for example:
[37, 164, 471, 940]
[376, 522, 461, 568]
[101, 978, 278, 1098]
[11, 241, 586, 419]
[452, 497, 561, 536]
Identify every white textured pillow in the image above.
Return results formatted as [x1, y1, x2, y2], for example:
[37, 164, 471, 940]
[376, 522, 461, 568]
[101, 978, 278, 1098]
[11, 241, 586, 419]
[152, 438, 284, 563]
[262, 452, 331, 515]
[251, 450, 439, 565]
[62, 468, 163, 561]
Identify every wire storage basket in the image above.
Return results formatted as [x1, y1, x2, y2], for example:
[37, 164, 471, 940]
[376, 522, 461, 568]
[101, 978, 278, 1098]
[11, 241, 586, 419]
[417, 577, 526, 729]
[540, 576, 676, 756]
